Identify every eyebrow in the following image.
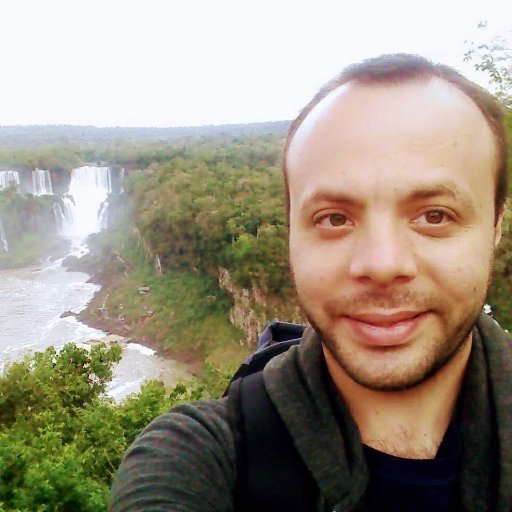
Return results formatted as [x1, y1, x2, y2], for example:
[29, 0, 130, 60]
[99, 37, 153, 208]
[301, 190, 365, 210]
[404, 181, 477, 213]
[406, 182, 463, 202]
[300, 180, 477, 213]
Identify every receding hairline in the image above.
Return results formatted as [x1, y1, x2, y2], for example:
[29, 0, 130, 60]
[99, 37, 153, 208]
[282, 54, 508, 220]
[286, 74, 496, 165]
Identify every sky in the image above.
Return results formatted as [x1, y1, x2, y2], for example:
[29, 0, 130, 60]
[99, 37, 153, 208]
[0, 0, 510, 127]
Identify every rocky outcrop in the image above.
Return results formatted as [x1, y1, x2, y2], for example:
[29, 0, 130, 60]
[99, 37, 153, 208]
[218, 267, 304, 347]
[137, 229, 163, 276]
[83, 334, 130, 348]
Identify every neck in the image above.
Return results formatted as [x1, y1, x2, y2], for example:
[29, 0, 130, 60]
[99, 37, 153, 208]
[324, 336, 472, 459]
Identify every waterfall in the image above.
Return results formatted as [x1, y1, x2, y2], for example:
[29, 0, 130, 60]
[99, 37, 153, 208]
[53, 198, 75, 237]
[0, 171, 20, 191]
[32, 169, 53, 196]
[98, 200, 109, 230]
[0, 216, 8, 252]
[59, 166, 112, 241]
[119, 167, 125, 194]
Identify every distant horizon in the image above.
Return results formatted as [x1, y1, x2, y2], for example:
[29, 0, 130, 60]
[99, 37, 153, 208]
[0, 121, 291, 149]
[0, 119, 291, 130]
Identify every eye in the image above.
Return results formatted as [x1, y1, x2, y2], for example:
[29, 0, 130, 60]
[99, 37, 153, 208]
[413, 209, 452, 225]
[316, 213, 350, 227]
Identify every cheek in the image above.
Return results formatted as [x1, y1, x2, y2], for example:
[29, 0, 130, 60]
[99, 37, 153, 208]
[417, 232, 495, 299]
[290, 237, 347, 297]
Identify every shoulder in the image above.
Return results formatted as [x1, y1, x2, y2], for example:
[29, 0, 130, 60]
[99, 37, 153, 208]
[131, 398, 236, 465]
[109, 398, 236, 512]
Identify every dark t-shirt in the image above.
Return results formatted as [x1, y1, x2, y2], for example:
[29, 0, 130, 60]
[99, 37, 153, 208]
[363, 419, 462, 511]
[326, 371, 462, 511]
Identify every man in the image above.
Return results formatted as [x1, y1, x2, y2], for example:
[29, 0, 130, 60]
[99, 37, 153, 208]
[109, 54, 511, 511]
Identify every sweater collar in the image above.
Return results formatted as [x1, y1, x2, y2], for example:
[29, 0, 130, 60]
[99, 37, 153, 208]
[264, 326, 368, 510]
[467, 313, 512, 512]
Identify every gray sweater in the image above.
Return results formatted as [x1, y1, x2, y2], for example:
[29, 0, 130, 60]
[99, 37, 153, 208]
[109, 313, 512, 511]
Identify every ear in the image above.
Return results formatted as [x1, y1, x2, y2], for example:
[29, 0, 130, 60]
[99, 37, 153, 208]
[494, 204, 507, 248]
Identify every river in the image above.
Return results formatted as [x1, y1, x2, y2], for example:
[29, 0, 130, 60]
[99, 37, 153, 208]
[0, 257, 191, 401]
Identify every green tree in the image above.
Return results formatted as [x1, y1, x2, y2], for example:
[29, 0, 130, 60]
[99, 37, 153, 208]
[465, 23, 512, 329]
[464, 21, 512, 108]
[0, 340, 219, 512]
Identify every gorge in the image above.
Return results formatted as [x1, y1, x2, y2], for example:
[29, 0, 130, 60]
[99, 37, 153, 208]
[0, 164, 190, 401]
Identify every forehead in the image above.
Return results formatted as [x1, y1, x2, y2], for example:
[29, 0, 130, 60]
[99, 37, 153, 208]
[286, 78, 496, 206]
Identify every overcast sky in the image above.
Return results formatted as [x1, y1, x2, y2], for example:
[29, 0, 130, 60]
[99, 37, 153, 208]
[0, 0, 509, 127]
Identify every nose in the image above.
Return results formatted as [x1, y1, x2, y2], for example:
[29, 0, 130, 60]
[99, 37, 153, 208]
[348, 219, 417, 286]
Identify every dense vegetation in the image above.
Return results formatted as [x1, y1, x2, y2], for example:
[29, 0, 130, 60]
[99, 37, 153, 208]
[467, 29, 512, 329]
[127, 135, 291, 294]
[0, 122, 289, 148]
[0, 342, 223, 511]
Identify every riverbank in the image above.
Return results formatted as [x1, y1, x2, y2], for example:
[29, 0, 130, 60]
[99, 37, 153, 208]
[77, 289, 205, 376]
[80, 333, 193, 400]
[70, 231, 251, 378]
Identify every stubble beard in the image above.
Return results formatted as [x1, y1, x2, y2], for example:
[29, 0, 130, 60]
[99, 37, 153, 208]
[298, 280, 492, 392]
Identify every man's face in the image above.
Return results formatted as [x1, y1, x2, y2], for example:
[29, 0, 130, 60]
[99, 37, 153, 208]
[287, 78, 503, 391]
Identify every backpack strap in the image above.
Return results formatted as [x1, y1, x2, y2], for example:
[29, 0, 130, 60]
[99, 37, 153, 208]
[226, 339, 301, 388]
[228, 371, 317, 511]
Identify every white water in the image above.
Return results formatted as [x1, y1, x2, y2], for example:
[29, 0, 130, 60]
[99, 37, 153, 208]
[119, 167, 125, 194]
[56, 165, 112, 242]
[0, 216, 8, 252]
[32, 169, 53, 196]
[98, 200, 109, 230]
[0, 261, 104, 371]
[0, 170, 20, 191]
[53, 200, 73, 236]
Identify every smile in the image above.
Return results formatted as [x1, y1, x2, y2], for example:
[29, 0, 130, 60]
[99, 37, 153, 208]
[343, 311, 428, 347]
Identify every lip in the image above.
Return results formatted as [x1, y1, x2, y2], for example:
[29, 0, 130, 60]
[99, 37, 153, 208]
[343, 311, 427, 347]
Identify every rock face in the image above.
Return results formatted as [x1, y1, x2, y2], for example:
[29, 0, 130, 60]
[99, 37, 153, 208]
[138, 231, 163, 276]
[218, 267, 305, 347]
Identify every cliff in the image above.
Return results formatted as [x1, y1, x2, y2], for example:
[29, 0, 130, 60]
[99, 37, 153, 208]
[218, 266, 305, 347]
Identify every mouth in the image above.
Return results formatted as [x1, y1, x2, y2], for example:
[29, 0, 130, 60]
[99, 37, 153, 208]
[343, 310, 428, 347]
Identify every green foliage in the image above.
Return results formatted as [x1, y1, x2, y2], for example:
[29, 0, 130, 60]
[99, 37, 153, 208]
[0, 343, 121, 428]
[125, 136, 293, 294]
[464, 22, 512, 330]
[199, 362, 239, 399]
[490, 207, 512, 330]
[464, 22, 512, 108]
[0, 343, 121, 510]
[227, 224, 289, 290]
[0, 342, 212, 512]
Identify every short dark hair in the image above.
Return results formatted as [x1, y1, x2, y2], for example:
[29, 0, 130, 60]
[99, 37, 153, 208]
[283, 53, 508, 222]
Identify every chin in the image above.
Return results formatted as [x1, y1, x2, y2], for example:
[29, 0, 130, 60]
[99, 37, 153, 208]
[340, 359, 447, 392]
[314, 313, 475, 392]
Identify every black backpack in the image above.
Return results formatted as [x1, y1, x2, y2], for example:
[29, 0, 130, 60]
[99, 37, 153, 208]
[224, 321, 318, 512]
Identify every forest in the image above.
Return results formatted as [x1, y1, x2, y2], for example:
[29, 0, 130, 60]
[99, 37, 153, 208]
[0, 47, 510, 510]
